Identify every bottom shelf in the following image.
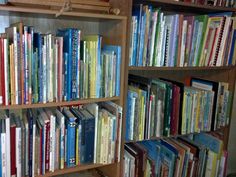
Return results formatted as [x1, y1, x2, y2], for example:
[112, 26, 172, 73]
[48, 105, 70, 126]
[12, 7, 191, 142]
[37, 163, 115, 177]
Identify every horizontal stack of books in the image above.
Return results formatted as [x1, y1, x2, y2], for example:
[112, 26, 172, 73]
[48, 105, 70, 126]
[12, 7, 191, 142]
[0, 22, 121, 106]
[124, 132, 228, 177]
[129, 6, 236, 67]
[0, 101, 122, 176]
[126, 74, 231, 141]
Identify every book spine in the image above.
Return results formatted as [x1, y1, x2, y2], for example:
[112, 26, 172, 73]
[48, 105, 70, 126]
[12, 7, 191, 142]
[16, 127, 21, 177]
[45, 122, 50, 172]
[63, 53, 68, 101]
[66, 120, 76, 167]
[71, 29, 78, 100]
[1, 132, 6, 177]
[10, 125, 16, 177]
[0, 38, 3, 105]
[59, 115, 65, 169]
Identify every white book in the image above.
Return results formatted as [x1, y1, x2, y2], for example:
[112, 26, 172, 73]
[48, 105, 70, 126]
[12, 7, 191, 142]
[54, 39, 58, 102]
[42, 44, 47, 103]
[16, 125, 21, 177]
[13, 26, 18, 104]
[46, 109, 56, 172]
[3, 39, 9, 105]
[55, 109, 65, 169]
[180, 20, 187, 67]
[32, 122, 36, 177]
[1, 119, 6, 177]
[84, 103, 98, 163]
[217, 17, 231, 66]
[149, 11, 157, 66]
[5, 116, 11, 177]
[130, 97, 136, 140]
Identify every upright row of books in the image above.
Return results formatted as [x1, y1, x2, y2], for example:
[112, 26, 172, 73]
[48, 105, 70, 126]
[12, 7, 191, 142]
[129, 6, 236, 67]
[126, 74, 231, 141]
[0, 22, 121, 106]
[177, 0, 235, 7]
[124, 132, 228, 177]
[0, 101, 122, 177]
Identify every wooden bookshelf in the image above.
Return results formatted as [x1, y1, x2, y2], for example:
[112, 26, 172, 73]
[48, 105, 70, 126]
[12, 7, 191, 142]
[124, 2, 236, 175]
[0, 5, 127, 20]
[0, 97, 120, 110]
[36, 163, 114, 177]
[133, 0, 236, 13]
[0, 1, 128, 177]
[128, 66, 236, 71]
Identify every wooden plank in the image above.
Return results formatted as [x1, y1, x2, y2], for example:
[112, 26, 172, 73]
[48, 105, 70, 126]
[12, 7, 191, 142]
[36, 163, 114, 177]
[8, 0, 110, 7]
[128, 66, 236, 71]
[134, 0, 236, 13]
[0, 97, 120, 110]
[0, 5, 126, 20]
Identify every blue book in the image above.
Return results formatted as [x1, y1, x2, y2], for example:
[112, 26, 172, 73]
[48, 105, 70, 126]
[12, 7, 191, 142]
[138, 8, 147, 66]
[193, 133, 223, 153]
[70, 108, 95, 164]
[160, 139, 178, 177]
[71, 29, 79, 100]
[103, 45, 121, 97]
[63, 53, 68, 101]
[137, 140, 162, 176]
[133, 4, 143, 66]
[57, 29, 73, 101]
[27, 109, 35, 177]
[63, 108, 77, 167]
[228, 29, 236, 65]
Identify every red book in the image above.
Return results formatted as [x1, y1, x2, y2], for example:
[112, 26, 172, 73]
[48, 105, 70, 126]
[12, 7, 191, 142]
[45, 121, 50, 171]
[170, 85, 180, 136]
[0, 37, 3, 105]
[10, 119, 16, 176]
[39, 125, 43, 175]
[1, 37, 5, 106]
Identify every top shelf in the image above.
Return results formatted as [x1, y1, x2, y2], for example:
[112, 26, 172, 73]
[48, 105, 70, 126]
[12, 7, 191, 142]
[134, 0, 236, 13]
[0, 4, 127, 20]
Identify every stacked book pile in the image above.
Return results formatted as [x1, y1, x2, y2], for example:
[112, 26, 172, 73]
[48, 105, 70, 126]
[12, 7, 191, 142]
[0, 101, 122, 176]
[129, 6, 236, 67]
[124, 132, 228, 177]
[126, 74, 231, 141]
[0, 22, 121, 106]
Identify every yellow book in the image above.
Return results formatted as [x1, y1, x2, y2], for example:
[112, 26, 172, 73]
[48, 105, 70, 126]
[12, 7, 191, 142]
[195, 91, 201, 132]
[83, 35, 100, 98]
[10, 44, 15, 105]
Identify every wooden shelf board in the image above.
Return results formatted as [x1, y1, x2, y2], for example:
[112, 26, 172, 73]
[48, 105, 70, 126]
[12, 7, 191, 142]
[134, 0, 236, 13]
[0, 97, 120, 110]
[0, 5, 127, 20]
[125, 126, 228, 144]
[37, 163, 114, 177]
[128, 66, 236, 71]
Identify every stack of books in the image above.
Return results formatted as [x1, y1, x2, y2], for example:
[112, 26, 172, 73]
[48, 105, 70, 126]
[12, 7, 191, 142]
[124, 132, 228, 177]
[129, 6, 236, 67]
[0, 101, 122, 176]
[0, 22, 121, 106]
[126, 74, 231, 141]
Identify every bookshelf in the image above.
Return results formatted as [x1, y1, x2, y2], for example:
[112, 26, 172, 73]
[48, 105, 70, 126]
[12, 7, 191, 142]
[123, 0, 236, 176]
[0, 2, 127, 177]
